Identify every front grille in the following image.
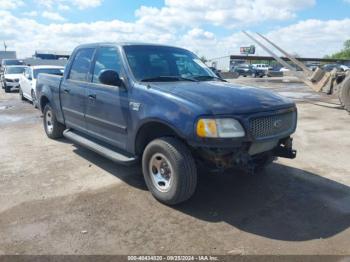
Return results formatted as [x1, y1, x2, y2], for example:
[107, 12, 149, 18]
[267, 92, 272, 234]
[250, 111, 296, 139]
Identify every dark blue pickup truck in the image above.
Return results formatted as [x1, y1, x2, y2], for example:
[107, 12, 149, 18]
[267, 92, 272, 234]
[36, 43, 297, 205]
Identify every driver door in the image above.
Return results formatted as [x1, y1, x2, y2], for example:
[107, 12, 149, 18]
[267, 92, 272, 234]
[85, 46, 129, 150]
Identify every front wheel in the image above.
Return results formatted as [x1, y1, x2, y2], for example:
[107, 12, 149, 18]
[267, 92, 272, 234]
[142, 137, 197, 205]
[43, 103, 65, 139]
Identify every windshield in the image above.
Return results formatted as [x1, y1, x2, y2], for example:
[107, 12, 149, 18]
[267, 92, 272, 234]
[5, 67, 26, 74]
[123, 45, 217, 82]
[34, 68, 64, 78]
[4, 60, 23, 66]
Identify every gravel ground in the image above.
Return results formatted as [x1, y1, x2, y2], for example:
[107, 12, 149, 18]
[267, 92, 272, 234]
[0, 77, 350, 255]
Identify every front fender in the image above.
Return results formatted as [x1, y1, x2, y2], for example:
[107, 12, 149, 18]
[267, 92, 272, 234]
[125, 85, 204, 154]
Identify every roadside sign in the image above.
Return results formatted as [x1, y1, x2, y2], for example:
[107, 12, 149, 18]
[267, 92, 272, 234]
[240, 45, 255, 55]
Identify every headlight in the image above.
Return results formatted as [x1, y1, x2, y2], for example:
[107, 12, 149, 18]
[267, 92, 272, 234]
[5, 78, 13, 82]
[196, 118, 245, 138]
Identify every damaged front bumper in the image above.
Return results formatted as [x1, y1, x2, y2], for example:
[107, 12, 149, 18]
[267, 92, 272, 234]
[194, 136, 296, 172]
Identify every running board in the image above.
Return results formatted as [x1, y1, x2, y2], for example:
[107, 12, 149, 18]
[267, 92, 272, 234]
[63, 129, 137, 165]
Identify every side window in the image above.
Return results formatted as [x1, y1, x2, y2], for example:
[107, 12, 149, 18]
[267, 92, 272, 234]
[69, 48, 94, 82]
[24, 68, 30, 79]
[92, 47, 122, 84]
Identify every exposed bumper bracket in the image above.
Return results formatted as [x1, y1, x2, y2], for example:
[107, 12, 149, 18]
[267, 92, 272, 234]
[273, 137, 297, 159]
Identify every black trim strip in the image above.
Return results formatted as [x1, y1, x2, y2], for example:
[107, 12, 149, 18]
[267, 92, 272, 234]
[62, 107, 127, 133]
[85, 113, 127, 133]
[62, 107, 84, 117]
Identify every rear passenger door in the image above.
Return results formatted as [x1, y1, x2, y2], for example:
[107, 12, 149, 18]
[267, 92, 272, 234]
[61, 48, 95, 132]
[85, 46, 129, 150]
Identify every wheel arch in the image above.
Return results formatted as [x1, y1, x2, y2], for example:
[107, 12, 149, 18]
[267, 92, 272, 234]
[40, 95, 50, 112]
[134, 119, 186, 156]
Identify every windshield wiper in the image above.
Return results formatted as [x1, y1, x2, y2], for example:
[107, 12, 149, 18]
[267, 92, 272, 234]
[140, 76, 198, 82]
[192, 75, 226, 82]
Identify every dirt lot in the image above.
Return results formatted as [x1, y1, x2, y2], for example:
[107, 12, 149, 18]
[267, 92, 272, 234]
[0, 77, 350, 255]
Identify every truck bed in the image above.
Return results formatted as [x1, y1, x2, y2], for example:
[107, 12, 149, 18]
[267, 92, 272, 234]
[36, 73, 64, 122]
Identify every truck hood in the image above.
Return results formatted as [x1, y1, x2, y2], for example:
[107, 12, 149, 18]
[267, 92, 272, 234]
[150, 81, 295, 114]
[4, 74, 22, 80]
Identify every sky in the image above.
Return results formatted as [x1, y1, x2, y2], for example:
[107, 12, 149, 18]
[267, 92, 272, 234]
[0, 0, 350, 59]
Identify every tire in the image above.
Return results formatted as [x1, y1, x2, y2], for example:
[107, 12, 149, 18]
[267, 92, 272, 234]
[142, 137, 197, 205]
[19, 86, 25, 101]
[31, 89, 38, 108]
[339, 76, 350, 113]
[4, 83, 10, 93]
[43, 103, 65, 139]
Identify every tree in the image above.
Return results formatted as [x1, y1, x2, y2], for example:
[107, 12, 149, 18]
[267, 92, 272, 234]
[344, 39, 350, 50]
[199, 56, 207, 63]
[326, 40, 350, 59]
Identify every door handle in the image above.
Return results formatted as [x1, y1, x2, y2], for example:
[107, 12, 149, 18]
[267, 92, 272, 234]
[63, 88, 70, 94]
[88, 94, 96, 100]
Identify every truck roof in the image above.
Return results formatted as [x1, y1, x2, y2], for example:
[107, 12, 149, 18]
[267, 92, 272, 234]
[75, 42, 185, 50]
[30, 65, 65, 70]
[4, 65, 27, 68]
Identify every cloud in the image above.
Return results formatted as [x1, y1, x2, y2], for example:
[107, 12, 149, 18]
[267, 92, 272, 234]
[35, 0, 103, 10]
[178, 18, 350, 59]
[58, 4, 70, 11]
[42, 11, 66, 21]
[0, 0, 347, 62]
[71, 0, 103, 9]
[265, 19, 350, 57]
[0, 0, 24, 9]
[22, 11, 38, 17]
[135, 0, 316, 29]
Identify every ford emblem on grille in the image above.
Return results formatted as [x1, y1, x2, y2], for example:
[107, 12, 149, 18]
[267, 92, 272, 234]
[273, 119, 282, 128]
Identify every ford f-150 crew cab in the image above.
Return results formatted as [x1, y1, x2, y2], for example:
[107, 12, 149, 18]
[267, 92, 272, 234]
[36, 43, 297, 205]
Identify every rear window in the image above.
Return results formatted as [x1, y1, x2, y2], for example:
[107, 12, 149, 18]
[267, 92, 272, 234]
[68, 48, 94, 82]
[4, 60, 24, 66]
[34, 68, 64, 79]
[5, 67, 26, 74]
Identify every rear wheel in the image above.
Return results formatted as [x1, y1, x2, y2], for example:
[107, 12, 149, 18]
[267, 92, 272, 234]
[31, 89, 38, 108]
[142, 137, 197, 205]
[19, 86, 25, 100]
[43, 103, 65, 139]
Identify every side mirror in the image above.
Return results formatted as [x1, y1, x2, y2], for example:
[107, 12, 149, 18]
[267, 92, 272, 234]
[98, 69, 123, 87]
